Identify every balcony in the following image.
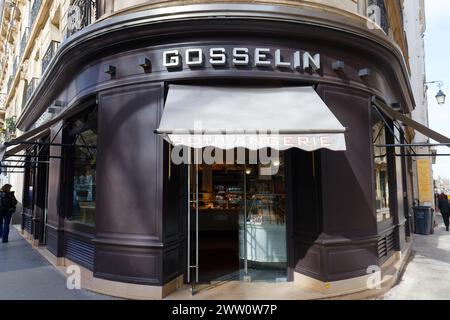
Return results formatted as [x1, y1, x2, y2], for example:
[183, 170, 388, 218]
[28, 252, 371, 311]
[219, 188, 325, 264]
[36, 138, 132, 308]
[7, 76, 14, 93]
[6, 59, 19, 93]
[19, 27, 30, 58]
[24, 78, 40, 105]
[0, 93, 6, 112]
[42, 41, 60, 75]
[12, 58, 18, 76]
[67, 0, 97, 38]
[30, 0, 43, 28]
[368, 0, 390, 35]
[7, 19, 18, 43]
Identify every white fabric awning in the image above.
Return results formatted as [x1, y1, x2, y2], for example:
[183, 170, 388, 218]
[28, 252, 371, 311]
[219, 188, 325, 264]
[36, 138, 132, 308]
[156, 85, 347, 151]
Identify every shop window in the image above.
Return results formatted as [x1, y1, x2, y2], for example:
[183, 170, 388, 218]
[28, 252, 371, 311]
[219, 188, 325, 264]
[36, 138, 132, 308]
[23, 147, 37, 212]
[372, 112, 392, 224]
[66, 107, 97, 227]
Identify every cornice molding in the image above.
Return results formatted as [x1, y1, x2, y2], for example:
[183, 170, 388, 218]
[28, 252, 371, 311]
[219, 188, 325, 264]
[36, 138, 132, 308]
[98, 0, 360, 22]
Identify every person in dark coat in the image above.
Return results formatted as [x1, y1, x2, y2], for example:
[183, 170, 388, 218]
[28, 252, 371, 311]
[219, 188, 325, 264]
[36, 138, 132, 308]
[0, 184, 18, 243]
[438, 193, 450, 232]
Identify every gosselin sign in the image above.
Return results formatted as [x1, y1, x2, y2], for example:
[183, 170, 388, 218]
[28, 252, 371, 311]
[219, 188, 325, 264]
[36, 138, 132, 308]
[162, 47, 322, 72]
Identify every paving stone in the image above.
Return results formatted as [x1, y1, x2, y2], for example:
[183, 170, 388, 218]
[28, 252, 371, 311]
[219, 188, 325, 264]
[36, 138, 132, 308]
[380, 215, 450, 300]
[0, 227, 113, 300]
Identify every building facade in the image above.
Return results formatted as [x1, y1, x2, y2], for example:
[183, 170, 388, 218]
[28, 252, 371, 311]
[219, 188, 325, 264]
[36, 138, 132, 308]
[0, 0, 434, 299]
[403, 0, 436, 211]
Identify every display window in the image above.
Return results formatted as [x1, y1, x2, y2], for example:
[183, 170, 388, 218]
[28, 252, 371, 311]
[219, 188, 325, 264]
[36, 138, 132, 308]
[65, 108, 98, 227]
[23, 148, 36, 212]
[372, 113, 392, 224]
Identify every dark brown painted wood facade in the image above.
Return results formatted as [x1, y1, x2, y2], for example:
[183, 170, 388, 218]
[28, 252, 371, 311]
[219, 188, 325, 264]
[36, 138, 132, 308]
[17, 6, 414, 287]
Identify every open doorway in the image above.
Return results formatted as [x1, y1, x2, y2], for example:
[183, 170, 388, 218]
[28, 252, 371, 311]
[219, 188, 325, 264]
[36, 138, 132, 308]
[189, 150, 287, 285]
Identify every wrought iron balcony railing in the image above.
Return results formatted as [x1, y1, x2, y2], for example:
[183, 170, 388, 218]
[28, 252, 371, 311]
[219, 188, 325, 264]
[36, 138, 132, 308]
[0, 93, 6, 111]
[6, 58, 18, 93]
[12, 58, 18, 77]
[368, 0, 390, 35]
[25, 78, 40, 105]
[67, 0, 97, 38]
[30, 0, 43, 28]
[6, 59, 19, 92]
[19, 27, 30, 58]
[7, 76, 14, 93]
[42, 40, 61, 75]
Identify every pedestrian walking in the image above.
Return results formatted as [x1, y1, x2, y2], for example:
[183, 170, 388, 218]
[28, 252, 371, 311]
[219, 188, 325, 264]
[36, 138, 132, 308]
[0, 184, 18, 243]
[438, 193, 450, 232]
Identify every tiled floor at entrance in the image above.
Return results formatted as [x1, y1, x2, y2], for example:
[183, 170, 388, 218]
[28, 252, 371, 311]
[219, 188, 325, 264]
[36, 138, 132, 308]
[166, 265, 406, 300]
[167, 251, 410, 300]
[166, 280, 325, 300]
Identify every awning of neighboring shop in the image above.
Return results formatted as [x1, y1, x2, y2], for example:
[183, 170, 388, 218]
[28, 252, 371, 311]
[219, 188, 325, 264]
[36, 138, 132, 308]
[156, 85, 347, 152]
[0, 97, 97, 169]
[372, 96, 450, 147]
[0, 128, 52, 160]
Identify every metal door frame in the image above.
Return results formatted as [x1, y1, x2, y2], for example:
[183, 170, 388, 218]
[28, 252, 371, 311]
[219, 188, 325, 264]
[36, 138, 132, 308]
[187, 148, 200, 294]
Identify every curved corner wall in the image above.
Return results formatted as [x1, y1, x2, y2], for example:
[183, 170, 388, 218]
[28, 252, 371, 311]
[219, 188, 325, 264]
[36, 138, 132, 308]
[16, 3, 413, 299]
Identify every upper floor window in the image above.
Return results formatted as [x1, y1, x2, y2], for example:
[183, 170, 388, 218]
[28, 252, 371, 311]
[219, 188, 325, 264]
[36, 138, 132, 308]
[29, 0, 43, 28]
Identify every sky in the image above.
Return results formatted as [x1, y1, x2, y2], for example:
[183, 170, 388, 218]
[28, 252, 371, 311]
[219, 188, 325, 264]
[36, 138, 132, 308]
[425, 0, 450, 179]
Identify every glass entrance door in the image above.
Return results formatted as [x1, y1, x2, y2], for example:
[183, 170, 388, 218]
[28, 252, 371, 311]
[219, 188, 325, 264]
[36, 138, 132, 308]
[188, 150, 287, 292]
[189, 161, 242, 285]
[239, 154, 287, 283]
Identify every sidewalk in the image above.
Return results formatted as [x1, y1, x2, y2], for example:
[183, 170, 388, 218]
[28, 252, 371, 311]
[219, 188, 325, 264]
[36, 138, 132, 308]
[3, 217, 448, 300]
[0, 227, 112, 300]
[380, 215, 450, 300]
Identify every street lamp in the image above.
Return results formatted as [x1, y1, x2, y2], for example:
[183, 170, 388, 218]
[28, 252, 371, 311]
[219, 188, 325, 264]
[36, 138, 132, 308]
[436, 89, 446, 106]
[426, 80, 446, 106]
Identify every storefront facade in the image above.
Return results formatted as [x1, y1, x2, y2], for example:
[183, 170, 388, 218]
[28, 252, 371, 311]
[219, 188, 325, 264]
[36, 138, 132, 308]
[7, 3, 416, 298]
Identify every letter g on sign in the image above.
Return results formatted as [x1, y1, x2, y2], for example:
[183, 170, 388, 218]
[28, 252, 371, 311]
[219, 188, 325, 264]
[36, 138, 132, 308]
[164, 50, 181, 68]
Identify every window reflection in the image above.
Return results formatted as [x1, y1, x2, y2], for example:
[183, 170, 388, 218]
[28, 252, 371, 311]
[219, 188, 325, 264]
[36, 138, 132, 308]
[373, 117, 391, 223]
[24, 152, 36, 211]
[67, 109, 97, 227]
